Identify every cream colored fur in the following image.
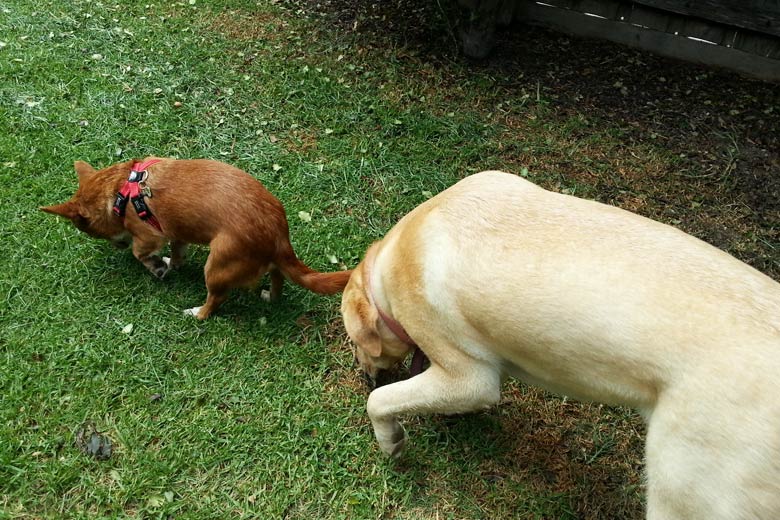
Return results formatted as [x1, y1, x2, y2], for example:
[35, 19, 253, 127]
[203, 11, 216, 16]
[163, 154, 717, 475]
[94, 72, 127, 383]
[341, 170, 780, 520]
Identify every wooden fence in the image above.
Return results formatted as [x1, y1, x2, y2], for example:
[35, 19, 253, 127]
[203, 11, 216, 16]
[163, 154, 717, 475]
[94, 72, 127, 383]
[458, 0, 780, 81]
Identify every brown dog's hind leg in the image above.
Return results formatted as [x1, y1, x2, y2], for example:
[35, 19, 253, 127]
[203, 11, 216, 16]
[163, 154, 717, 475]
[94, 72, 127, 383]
[188, 291, 229, 320]
[185, 245, 267, 319]
[268, 267, 284, 302]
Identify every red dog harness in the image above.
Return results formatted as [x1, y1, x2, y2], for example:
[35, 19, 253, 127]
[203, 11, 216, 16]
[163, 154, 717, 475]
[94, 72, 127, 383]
[113, 159, 163, 232]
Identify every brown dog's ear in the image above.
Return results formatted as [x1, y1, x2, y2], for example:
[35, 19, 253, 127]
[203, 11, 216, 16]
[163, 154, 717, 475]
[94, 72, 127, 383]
[40, 201, 79, 219]
[74, 161, 96, 183]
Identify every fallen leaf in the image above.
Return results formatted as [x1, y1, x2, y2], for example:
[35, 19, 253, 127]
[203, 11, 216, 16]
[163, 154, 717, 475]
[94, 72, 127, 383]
[272, 164, 282, 172]
[147, 494, 165, 508]
[121, 323, 133, 334]
[298, 211, 311, 223]
[328, 254, 338, 264]
[74, 420, 113, 460]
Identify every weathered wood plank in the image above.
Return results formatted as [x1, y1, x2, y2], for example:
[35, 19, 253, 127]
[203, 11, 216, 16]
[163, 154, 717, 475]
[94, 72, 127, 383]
[734, 30, 780, 59]
[534, 0, 576, 9]
[629, 5, 673, 32]
[571, 0, 621, 19]
[680, 17, 727, 44]
[631, 0, 780, 38]
[514, 0, 780, 81]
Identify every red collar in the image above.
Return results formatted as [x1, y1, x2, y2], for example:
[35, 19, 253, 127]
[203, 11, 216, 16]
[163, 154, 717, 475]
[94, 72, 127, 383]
[112, 159, 163, 232]
[364, 257, 428, 376]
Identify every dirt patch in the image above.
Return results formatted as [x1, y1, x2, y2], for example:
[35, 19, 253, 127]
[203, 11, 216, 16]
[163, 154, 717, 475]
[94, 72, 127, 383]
[497, 385, 645, 519]
[483, 30, 780, 275]
[204, 10, 288, 42]
[297, 0, 780, 278]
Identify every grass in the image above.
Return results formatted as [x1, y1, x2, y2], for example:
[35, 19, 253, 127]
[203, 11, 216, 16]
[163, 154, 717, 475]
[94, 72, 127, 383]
[1, 0, 778, 518]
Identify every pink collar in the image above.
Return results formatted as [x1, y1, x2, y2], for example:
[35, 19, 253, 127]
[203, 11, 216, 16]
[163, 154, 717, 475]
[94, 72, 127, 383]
[366, 280, 416, 347]
[364, 258, 428, 376]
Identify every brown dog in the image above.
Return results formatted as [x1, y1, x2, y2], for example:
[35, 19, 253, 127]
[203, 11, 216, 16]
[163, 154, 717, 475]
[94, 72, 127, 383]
[42, 158, 351, 319]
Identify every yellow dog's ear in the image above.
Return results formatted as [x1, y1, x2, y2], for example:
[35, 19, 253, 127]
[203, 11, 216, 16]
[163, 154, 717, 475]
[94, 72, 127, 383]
[40, 201, 79, 219]
[356, 297, 383, 357]
[342, 273, 383, 358]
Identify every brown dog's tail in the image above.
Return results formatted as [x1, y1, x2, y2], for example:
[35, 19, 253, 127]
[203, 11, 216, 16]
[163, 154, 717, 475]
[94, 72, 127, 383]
[276, 242, 352, 295]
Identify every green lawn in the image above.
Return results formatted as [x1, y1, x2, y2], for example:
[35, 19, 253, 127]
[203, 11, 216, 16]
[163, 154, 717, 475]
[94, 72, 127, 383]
[2, 0, 777, 518]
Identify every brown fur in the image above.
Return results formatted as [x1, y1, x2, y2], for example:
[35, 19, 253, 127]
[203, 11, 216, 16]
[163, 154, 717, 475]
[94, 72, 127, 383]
[41, 158, 352, 319]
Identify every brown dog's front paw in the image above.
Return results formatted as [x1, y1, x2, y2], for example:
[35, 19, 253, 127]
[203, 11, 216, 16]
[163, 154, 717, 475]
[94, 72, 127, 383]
[153, 267, 169, 279]
[163, 255, 185, 269]
[148, 257, 170, 279]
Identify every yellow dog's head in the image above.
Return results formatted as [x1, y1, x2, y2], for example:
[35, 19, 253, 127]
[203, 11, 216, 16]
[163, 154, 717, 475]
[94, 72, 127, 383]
[341, 252, 414, 385]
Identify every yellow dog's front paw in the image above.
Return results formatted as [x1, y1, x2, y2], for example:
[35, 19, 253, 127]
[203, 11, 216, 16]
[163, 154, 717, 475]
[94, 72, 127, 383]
[376, 420, 406, 458]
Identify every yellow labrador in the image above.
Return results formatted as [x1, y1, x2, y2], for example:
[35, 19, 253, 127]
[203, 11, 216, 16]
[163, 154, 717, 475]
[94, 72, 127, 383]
[341, 171, 780, 520]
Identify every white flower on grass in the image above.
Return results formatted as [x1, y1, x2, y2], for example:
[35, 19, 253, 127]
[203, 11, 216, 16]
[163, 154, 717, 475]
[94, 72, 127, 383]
[16, 96, 43, 108]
